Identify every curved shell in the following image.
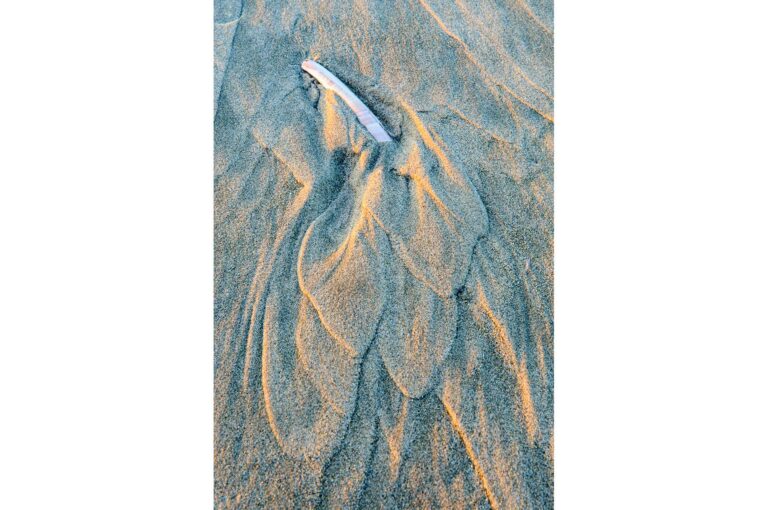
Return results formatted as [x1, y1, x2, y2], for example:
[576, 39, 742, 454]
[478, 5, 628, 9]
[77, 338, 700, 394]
[301, 60, 393, 142]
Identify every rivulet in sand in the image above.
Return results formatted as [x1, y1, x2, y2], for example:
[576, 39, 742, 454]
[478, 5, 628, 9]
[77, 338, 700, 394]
[215, 0, 553, 507]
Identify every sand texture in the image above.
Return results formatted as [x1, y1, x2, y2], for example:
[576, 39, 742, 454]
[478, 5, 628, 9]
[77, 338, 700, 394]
[215, 0, 553, 507]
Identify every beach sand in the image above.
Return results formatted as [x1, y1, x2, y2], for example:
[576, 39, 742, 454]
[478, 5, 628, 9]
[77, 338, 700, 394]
[215, 0, 553, 507]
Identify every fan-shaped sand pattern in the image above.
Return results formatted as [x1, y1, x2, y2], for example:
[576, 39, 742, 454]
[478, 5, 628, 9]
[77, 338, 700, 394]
[377, 262, 458, 398]
[215, 0, 553, 507]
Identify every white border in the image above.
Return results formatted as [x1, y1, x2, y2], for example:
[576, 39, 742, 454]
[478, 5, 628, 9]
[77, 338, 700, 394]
[1, 1, 212, 508]
[556, 1, 768, 507]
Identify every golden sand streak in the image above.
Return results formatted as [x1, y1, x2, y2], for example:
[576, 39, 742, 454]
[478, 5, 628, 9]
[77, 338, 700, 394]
[399, 102, 465, 225]
[476, 285, 540, 444]
[415, 0, 554, 123]
[294, 304, 346, 415]
[242, 187, 311, 391]
[516, 0, 553, 36]
[452, 0, 553, 100]
[260, 299, 286, 453]
[442, 399, 500, 510]
[296, 217, 368, 358]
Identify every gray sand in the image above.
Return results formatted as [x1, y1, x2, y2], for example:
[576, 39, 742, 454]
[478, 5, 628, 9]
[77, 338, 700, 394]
[215, 0, 553, 507]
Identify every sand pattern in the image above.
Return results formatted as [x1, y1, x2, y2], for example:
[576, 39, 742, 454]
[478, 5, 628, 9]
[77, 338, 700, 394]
[215, 0, 553, 507]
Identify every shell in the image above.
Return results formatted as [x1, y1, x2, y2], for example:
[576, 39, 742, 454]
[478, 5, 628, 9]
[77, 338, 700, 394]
[301, 60, 393, 142]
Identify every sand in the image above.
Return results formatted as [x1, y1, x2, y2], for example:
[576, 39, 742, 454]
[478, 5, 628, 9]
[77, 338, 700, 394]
[215, 0, 553, 507]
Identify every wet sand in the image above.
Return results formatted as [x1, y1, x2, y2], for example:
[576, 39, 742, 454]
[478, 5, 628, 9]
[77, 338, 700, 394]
[215, 0, 553, 507]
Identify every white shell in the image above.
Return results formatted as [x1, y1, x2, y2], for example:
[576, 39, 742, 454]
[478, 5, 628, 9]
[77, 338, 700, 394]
[302, 59, 393, 142]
